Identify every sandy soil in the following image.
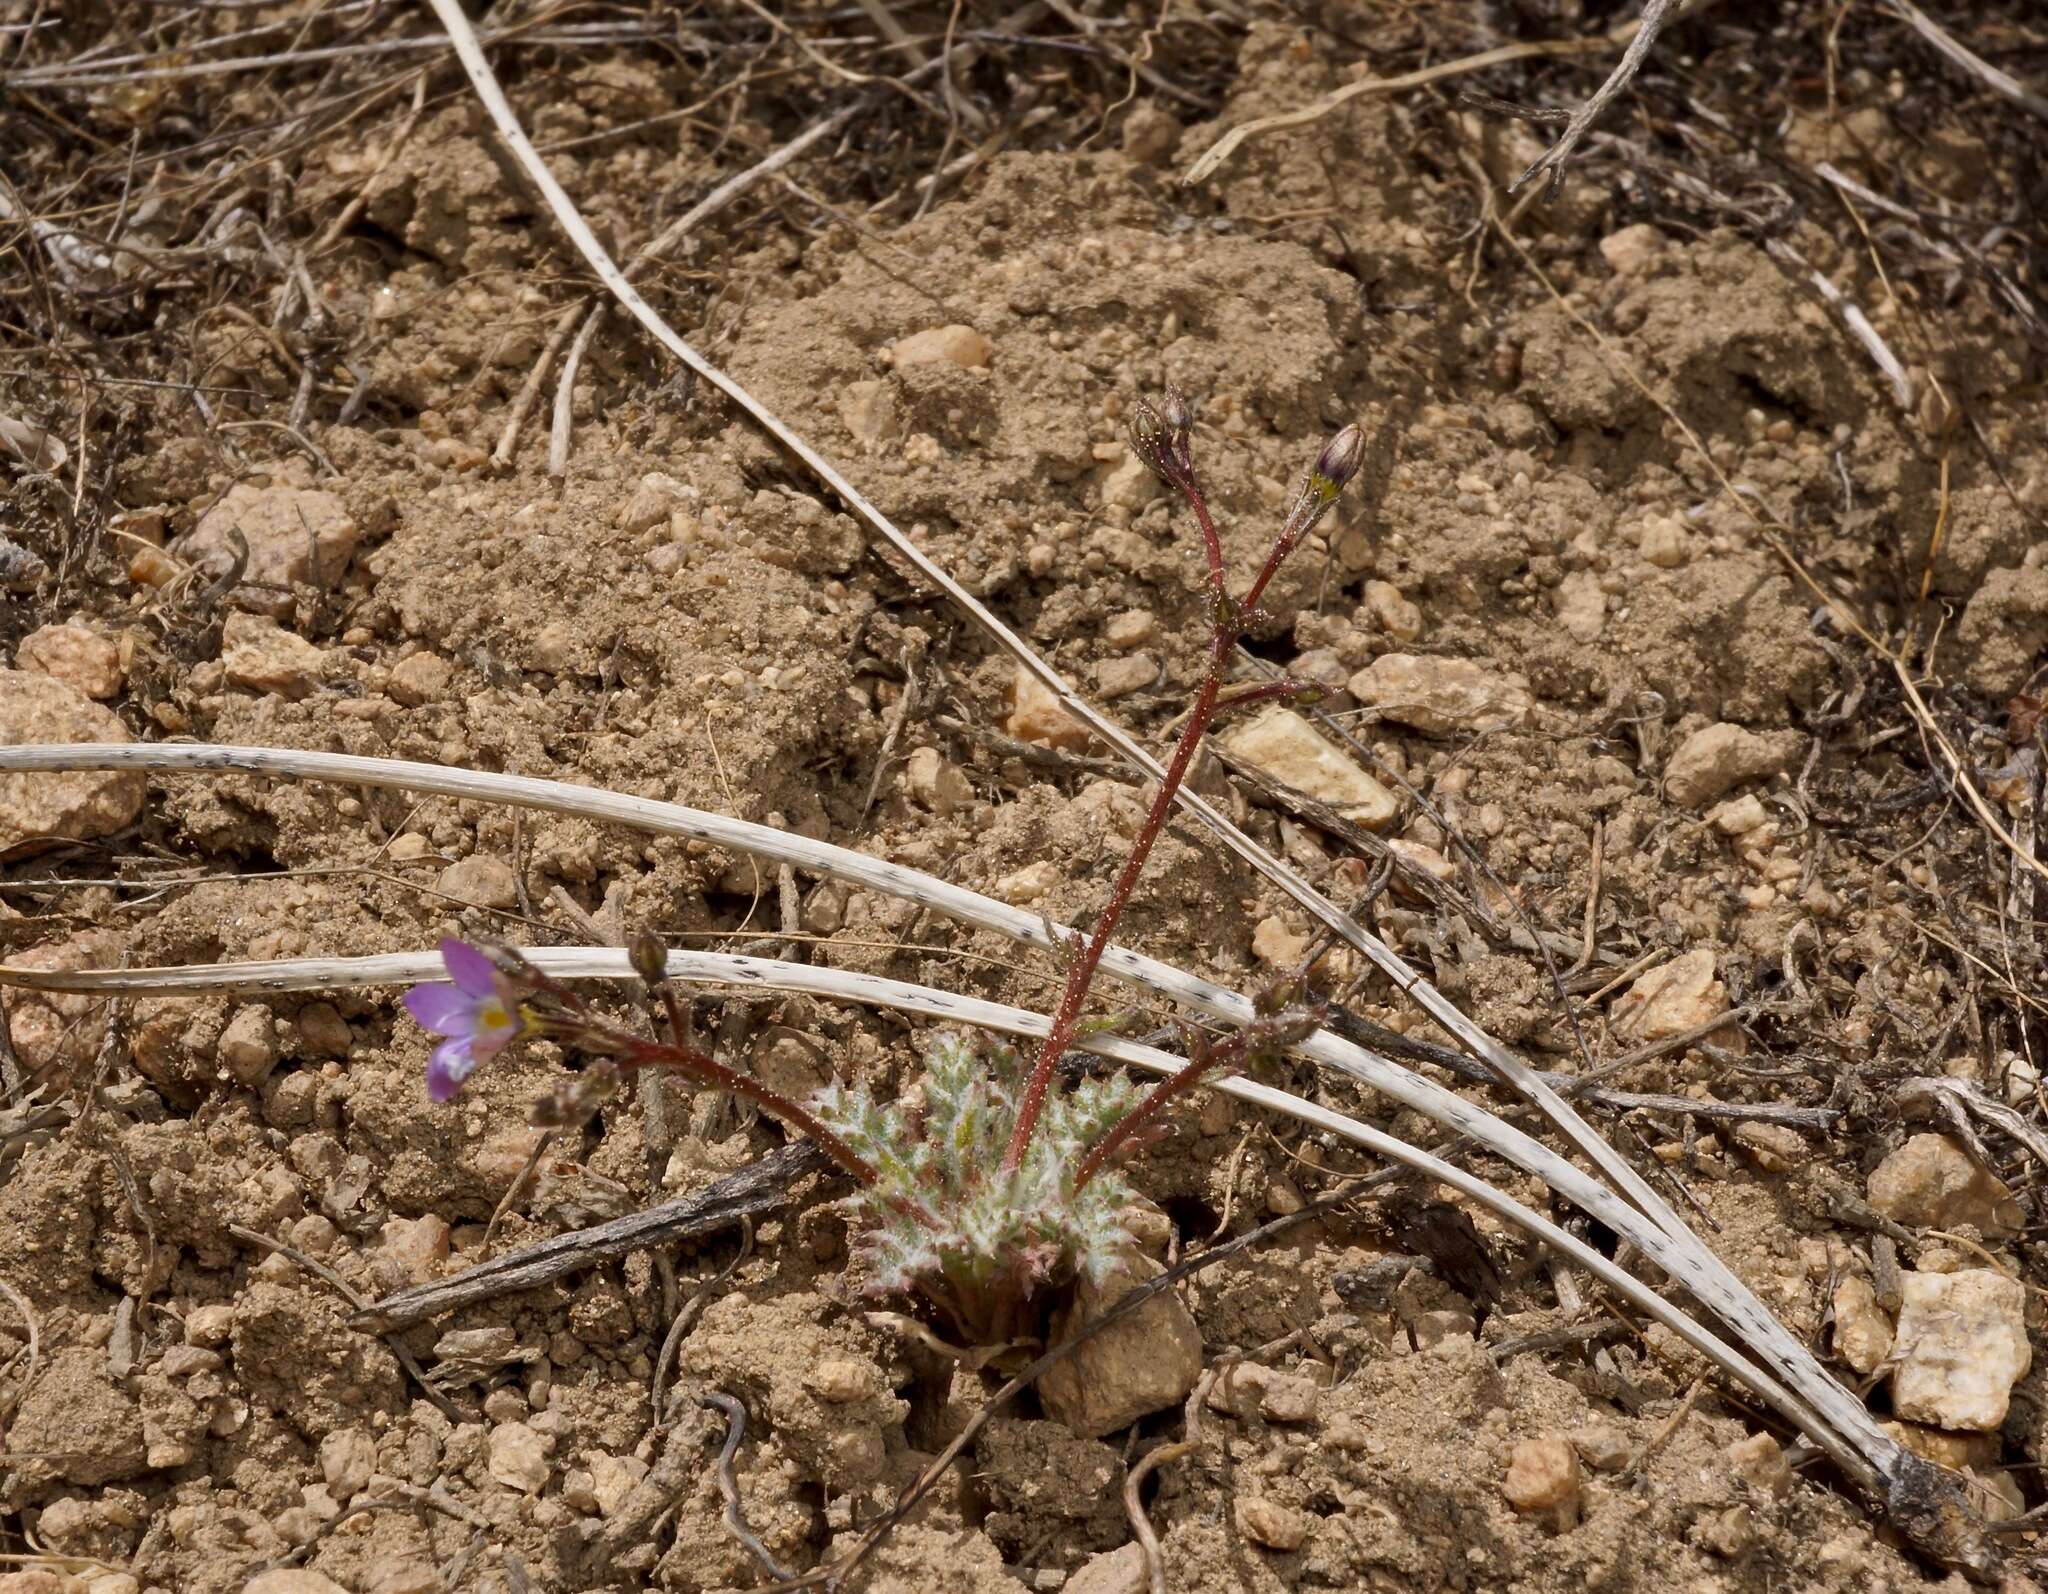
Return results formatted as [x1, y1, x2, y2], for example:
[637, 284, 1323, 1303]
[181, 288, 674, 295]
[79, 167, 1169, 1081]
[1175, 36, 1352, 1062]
[2, 3, 2045, 1592]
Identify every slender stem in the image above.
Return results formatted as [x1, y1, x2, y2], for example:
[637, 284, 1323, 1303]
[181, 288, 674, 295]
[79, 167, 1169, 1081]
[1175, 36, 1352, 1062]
[607, 1031, 880, 1189]
[1002, 627, 1232, 1169]
[1073, 1037, 1239, 1189]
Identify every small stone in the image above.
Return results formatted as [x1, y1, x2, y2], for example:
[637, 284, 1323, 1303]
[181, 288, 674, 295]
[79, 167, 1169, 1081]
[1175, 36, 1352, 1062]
[297, 1001, 353, 1058]
[1662, 722, 1801, 808]
[588, 1453, 647, 1516]
[1121, 103, 1181, 166]
[993, 860, 1060, 905]
[1363, 580, 1423, 640]
[1709, 793, 1771, 836]
[221, 612, 323, 699]
[1691, 1503, 1754, 1559]
[1234, 1496, 1309, 1552]
[1551, 570, 1606, 642]
[243, 1574, 351, 1594]
[1105, 610, 1156, 649]
[1223, 708, 1398, 829]
[839, 380, 902, 452]
[487, 1421, 551, 1492]
[807, 1357, 873, 1403]
[1502, 1436, 1581, 1526]
[902, 747, 972, 815]
[1891, 1269, 2031, 1431]
[7, 1347, 147, 1485]
[1832, 1276, 1894, 1374]
[1251, 916, 1311, 969]
[1866, 1134, 2021, 1236]
[1098, 452, 1160, 512]
[159, 1344, 221, 1378]
[614, 471, 688, 534]
[1205, 1363, 1320, 1423]
[1610, 949, 1739, 1049]
[436, 854, 519, 910]
[1006, 666, 1091, 750]
[1347, 654, 1534, 736]
[1573, 1425, 1631, 1472]
[1599, 223, 1667, 276]
[1732, 1121, 1807, 1172]
[0, 672, 147, 856]
[180, 475, 360, 616]
[482, 1387, 528, 1424]
[16, 623, 122, 698]
[320, 1427, 376, 1499]
[561, 1469, 600, 1514]
[1883, 1419, 1998, 1472]
[373, 1214, 450, 1288]
[362, 1560, 438, 1594]
[1638, 515, 1690, 568]
[218, 1005, 280, 1089]
[890, 325, 993, 369]
[185, 1303, 234, 1347]
[1095, 653, 1156, 700]
[1037, 1257, 1203, 1439]
[387, 652, 453, 707]
[1726, 1431, 1793, 1495]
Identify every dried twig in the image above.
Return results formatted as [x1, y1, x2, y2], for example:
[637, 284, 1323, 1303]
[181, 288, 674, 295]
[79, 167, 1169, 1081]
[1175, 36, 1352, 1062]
[1182, 0, 1719, 186]
[349, 1143, 822, 1333]
[701, 1391, 794, 1582]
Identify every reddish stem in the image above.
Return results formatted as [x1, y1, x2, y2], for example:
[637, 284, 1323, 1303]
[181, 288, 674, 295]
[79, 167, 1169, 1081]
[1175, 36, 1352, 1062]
[608, 1031, 879, 1189]
[1002, 623, 1233, 1171]
[1072, 1033, 1245, 1189]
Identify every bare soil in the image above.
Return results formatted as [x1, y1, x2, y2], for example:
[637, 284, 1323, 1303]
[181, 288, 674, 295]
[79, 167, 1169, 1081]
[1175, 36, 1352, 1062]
[2, 3, 2046, 1593]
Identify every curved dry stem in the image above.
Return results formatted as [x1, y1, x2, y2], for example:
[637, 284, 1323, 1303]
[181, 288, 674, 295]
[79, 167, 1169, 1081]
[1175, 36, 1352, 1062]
[420, 0, 1746, 1325]
[0, 740, 1904, 1494]
[0, 939, 1871, 1484]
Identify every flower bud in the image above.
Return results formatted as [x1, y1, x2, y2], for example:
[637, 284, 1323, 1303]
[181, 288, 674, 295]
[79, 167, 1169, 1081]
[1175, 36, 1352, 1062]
[1159, 385, 1193, 442]
[1312, 424, 1365, 494]
[629, 929, 669, 985]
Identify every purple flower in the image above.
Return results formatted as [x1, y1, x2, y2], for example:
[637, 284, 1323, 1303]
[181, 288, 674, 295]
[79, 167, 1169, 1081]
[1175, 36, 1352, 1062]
[404, 938, 525, 1102]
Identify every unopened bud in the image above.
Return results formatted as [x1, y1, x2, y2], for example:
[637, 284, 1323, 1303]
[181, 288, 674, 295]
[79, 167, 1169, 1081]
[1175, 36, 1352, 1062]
[1129, 396, 1166, 457]
[629, 930, 669, 985]
[1312, 424, 1365, 494]
[1159, 385, 1193, 441]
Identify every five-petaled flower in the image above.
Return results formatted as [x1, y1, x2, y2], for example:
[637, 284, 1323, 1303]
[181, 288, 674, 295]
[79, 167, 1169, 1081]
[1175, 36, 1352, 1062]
[404, 938, 525, 1102]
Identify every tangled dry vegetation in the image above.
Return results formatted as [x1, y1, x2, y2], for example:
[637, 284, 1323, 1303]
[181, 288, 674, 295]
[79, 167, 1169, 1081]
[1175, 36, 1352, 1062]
[1, 1, 2047, 1592]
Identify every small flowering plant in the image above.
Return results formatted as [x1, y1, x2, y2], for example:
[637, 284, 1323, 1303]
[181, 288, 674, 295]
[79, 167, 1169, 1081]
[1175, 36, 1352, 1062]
[404, 391, 1364, 1344]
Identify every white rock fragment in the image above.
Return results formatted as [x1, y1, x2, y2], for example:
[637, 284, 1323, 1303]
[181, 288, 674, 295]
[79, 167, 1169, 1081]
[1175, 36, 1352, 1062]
[1347, 654, 1533, 736]
[1223, 708, 1397, 829]
[487, 1421, 552, 1492]
[1502, 1436, 1581, 1528]
[0, 672, 147, 855]
[1830, 1277, 1893, 1376]
[221, 612, 323, 700]
[1890, 1269, 2030, 1432]
[1610, 949, 1741, 1049]
[1662, 722, 1801, 808]
[16, 623, 123, 699]
[1866, 1134, 2021, 1236]
[890, 324, 992, 369]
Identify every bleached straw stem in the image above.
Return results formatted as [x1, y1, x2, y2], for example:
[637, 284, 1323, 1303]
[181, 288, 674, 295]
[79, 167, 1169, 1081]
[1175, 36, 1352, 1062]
[0, 939, 1871, 1486]
[0, 741, 1902, 1487]
[417, 0, 1804, 1385]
